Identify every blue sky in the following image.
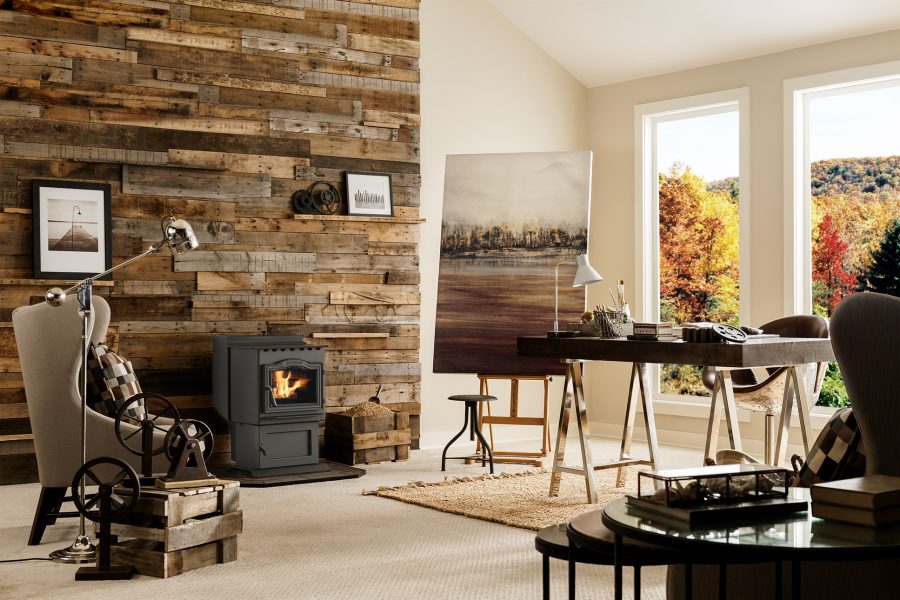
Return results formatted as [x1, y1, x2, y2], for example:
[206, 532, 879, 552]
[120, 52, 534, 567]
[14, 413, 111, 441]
[655, 83, 900, 181]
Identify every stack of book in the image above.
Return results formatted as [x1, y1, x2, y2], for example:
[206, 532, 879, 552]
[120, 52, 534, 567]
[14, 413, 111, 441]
[811, 475, 900, 527]
[628, 321, 677, 341]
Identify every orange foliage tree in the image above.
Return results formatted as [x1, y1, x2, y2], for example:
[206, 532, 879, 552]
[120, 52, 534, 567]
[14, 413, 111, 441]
[658, 167, 739, 324]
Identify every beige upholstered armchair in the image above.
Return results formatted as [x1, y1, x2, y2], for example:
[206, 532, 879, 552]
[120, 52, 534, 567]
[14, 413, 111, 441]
[13, 295, 170, 545]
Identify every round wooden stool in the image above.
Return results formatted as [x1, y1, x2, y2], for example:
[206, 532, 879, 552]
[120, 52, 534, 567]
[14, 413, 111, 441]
[440, 394, 496, 474]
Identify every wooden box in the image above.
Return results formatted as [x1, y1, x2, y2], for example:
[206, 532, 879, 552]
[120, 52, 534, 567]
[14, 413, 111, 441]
[324, 410, 411, 465]
[106, 480, 242, 578]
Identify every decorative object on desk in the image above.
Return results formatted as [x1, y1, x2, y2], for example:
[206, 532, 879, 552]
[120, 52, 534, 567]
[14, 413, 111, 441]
[38, 214, 198, 564]
[114, 393, 182, 484]
[345, 171, 393, 216]
[364, 466, 645, 531]
[681, 322, 748, 343]
[158, 419, 216, 487]
[627, 464, 804, 527]
[32, 179, 111, 280]
[594, 308, 626, 338]
[435, 150, 592, 375]
[629, 321, 677, 341]
[71, 457, 140, 581]
[291, 179, 341, 215]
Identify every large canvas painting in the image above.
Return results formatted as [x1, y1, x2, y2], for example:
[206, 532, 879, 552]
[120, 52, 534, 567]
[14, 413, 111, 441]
[434, 151, 593, 375]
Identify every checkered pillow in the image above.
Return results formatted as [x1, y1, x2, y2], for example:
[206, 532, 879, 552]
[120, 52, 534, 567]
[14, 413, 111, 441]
[86, 343, 146, 423]
[793, 407, 866, 488]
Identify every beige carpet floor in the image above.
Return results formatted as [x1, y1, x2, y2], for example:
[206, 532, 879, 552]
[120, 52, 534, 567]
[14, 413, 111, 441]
[0, 439, 688, 599]
[364, 467, 643, 530]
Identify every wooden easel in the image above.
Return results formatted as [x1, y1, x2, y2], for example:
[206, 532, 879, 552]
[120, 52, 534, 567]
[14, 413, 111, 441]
[473, 374, 552, 466]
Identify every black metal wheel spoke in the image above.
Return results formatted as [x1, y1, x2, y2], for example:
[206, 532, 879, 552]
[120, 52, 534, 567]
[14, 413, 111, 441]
[195, 429, 212, 443]
[109, 470, 128, 487]
[152, 423, 168, 434]
[86, 471, 101, 487]
[109, 494, 125, 512]
[124, 427, 141, 442]
[84, 495, 100, 511]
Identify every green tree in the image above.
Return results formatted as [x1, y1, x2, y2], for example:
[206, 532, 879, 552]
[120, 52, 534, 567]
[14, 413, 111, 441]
[858, 219, 900, 296]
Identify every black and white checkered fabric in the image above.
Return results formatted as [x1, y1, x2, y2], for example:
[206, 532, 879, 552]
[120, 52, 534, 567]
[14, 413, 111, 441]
[86, 342, 146, 423]
[794, 407, 866, 488]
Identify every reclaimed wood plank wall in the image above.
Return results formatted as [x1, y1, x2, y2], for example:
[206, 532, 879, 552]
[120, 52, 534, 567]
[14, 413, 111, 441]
[0, 0, 421, 484]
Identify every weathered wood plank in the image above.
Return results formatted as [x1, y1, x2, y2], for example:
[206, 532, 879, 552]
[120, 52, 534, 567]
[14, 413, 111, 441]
[0, 35, 136, 62]
[123, 165, 272, 199]
[196, 272, 266, 291]
[330, 290, 420, 305]
[137, 41, 299, 82]
[174, 251, 316, 273]
[126, 27, 241, 52]
[304, 8, 418, 41]
[0, 12, 127, 48]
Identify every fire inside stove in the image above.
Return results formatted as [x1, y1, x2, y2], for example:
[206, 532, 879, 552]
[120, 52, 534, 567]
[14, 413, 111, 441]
[267, 366, 318, 408]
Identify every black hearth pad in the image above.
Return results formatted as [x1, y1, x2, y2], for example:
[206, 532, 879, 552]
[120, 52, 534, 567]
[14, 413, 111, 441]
[212, 461, 365, 487]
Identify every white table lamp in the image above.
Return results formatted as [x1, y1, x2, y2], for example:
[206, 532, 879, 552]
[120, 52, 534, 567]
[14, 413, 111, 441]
[551, 253, 603, 337]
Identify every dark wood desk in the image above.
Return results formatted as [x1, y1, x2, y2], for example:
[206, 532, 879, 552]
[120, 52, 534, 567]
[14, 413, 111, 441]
[517, 336, 835, 503]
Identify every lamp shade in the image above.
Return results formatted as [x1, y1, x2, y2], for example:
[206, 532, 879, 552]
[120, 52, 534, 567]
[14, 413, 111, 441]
[572, 253, 602, 287]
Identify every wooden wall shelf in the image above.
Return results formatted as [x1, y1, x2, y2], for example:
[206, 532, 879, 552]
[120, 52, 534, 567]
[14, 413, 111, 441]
[293, 214, 425, 225]
[0, 278, 115, 287]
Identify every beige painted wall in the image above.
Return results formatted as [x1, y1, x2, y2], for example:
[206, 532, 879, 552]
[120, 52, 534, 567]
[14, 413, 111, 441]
[586, 29, 900, 459]
[418, 0, 589, 446]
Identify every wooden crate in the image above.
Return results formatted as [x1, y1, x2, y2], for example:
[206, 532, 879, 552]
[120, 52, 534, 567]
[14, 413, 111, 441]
[324, 410, 411, 465]
[106, 480, 242, 578]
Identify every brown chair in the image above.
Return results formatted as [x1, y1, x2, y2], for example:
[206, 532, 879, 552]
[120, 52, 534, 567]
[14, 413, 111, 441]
[702, 315, 829, 465]
[12, 295, 170, 545]
[830, 292, 900, 476]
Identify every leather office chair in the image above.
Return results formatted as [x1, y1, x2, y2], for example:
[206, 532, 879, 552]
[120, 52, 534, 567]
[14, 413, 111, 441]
[830, 292, 900, 476]
[12, 295, 170, 545]
[702, 315, 829, 465]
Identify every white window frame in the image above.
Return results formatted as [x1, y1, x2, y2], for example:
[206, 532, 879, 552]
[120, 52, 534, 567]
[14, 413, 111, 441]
[783, 61, 900, 317]
[635, 88, 750, 413]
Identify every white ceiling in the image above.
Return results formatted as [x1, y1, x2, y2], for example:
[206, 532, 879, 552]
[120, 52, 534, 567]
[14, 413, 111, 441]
[487, 0, 900, 87]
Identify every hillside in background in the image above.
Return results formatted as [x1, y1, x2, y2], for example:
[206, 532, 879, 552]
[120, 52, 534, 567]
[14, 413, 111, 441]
[810, 156, 900, 195]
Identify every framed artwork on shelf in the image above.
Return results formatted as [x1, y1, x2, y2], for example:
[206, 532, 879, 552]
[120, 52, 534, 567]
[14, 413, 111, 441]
[32, 179, 112, 280]
[345, 172, 393, 217]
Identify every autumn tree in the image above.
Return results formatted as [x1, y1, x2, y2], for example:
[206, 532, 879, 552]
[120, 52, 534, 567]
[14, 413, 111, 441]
[658, 167, 739, 324]
[812, 214, 856, 314]
[858, 219, 900, 297]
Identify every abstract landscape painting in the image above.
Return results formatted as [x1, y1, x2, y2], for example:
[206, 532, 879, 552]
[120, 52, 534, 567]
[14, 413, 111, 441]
[434, 151, 592, 375]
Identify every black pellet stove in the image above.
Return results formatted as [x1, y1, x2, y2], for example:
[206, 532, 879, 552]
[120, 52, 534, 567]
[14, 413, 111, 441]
[213, 336, 328, 476]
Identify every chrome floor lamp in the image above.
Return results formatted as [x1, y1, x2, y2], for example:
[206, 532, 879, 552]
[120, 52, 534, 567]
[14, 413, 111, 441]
[44, 216, 199, 563]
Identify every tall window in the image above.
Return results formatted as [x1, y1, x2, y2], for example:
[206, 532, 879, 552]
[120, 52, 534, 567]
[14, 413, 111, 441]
[787, 65, 900, 407]
[636, 89, 749, 401]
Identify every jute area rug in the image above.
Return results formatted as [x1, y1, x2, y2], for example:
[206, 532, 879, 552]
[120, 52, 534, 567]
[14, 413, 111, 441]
[363, 467, 643, 530]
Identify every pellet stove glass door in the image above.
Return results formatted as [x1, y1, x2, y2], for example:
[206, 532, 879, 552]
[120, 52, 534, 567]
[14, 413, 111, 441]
[264, 359, 321, 413]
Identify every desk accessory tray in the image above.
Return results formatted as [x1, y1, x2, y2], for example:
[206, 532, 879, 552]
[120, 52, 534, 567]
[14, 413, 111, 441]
[626, 464, 806, 527]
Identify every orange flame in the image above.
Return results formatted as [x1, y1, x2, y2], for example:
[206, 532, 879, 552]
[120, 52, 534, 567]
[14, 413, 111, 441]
[272, 370, 310, 399]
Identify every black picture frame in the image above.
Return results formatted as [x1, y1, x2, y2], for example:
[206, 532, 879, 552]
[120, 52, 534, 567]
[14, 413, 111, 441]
[32, 179, 112, 280]
[345, 172, 394, 217]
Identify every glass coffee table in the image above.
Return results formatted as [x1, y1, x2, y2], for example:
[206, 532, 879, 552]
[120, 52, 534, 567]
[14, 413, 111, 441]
[568, 489, 900, 600]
